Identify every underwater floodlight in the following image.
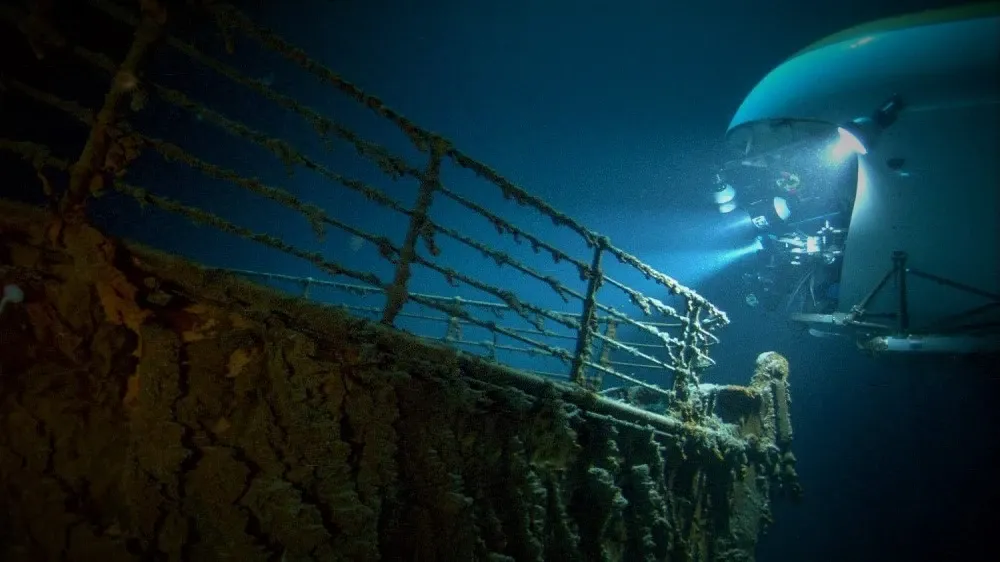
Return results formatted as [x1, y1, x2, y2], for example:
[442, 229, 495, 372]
[747, 197, 791, 231]
[835, 93, 906, 157]
[773, 197, 791, 221]
[713, 182, 737, 206]
[829, 126, 868, 162]
[718, 201, 738, 213]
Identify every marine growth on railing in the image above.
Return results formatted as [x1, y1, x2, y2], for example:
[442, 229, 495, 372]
[0, 0, 729, 410]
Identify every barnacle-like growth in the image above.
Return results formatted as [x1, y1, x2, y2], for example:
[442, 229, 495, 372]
[751, 351, 791, 386]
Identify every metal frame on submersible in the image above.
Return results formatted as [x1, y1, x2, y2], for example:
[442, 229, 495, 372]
[794, 250, 1000, 354]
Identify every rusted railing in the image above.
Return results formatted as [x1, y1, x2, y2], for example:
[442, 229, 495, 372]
[205, 268, 689, 382]
[0, 0, 728, 408]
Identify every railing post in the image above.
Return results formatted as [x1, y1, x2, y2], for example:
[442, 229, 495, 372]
[893, 251, 909, 332]
[671, 305, 698, 409]
[444, 314, 461, 342]
[381, 140, 443, 325]
[64, 0, 165, 219]
[569, 236, 606, 389]
[590, 318, 617, 390]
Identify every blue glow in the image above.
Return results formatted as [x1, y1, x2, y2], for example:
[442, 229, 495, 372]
[719, 211, 754, 235]
[681, 239, 764, 282]
[729, 239, 766, 261]
[718, 201, 738, 213]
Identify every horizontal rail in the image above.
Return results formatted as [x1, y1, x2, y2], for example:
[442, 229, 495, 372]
[0, 0, 729, 411]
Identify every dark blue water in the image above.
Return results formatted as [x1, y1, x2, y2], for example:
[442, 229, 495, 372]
[5, 0, 995, 559]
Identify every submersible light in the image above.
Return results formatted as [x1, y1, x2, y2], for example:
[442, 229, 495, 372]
[747, 196, 792, 230]
[834, 93, 906, 158]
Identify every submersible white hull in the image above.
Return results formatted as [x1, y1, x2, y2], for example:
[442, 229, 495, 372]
[727, 4, 1000, 354]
